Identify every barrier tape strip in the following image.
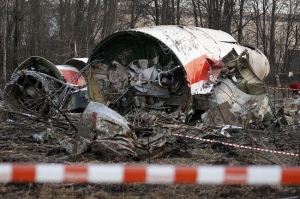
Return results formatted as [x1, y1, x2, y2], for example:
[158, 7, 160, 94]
[173, 133, 299, 157]
[277, 72, 300, 75]
[0, 163, 300, 184]
[269, 87, 300, 91]
[252, 84, 300, 91]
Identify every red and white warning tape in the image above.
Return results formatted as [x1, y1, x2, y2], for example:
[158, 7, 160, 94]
[0, 163, 300, 184]
[174, 133, 300, 157]
[252, 84, 300, 91]
[269, 86, 300, 91]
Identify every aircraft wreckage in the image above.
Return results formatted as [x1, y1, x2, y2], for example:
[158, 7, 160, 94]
[2, 25, 275, 158]
[75, 25, 275, 157]
[3, 56, 88, 114]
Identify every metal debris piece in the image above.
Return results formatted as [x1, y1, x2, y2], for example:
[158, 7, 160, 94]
[202, 101, 241, 127]
[74, 101, 174, 158]
[203, 78, 274, 128]
[74, 101, 144, 157]
[220, 125, 242, 137]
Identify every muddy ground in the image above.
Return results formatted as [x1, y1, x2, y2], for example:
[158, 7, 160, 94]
[0, 89, 300, 199]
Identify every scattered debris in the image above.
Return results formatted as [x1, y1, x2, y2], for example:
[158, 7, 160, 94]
[2, 25, 299, 161]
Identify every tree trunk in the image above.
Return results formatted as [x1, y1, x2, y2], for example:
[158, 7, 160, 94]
[222, 0, 233, 33]
[2, 0, 8, 82]
[237, 0, 245, 42]
[269, 0, 276, 66]
[101, 0, 108, 38]
[171, 0, 175, 25]
[207, 0, 212, 28]
[59, 0, 65, 39]
[130, 0, 137, 28]
[197, 0, 203, 27]
[13, 0, 23, 68]
[262, 0, 268, 56]
[161, 0, 169, 25]
[207, 0, 222, 29]
[192, 0, 199, 27]
[176, 0, 180, 25]
[154, 0, 160, 25]
[73, 0, 85, 57]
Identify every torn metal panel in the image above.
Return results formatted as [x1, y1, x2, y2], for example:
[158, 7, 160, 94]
[57, 57, 88, 87]
[75, 101, 143, 157]
[64, 58, 88, 71]
[225, 50, 267, 95]
[65, 87, 89, 112]
[56, 65, 86, 87]
[201, 101, 241, 127]
[86, 65, 107, 103]
[185, 55, 224, 95]
[205, 78, 274, 127]
[108, 61, 129, 93]
[11, 56, 66, 81]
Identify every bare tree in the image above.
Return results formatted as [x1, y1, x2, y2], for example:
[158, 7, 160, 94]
[192, 0, 199, 27]
[12, 0, 23, 68]
[237, 0, 245, 42]
[154, 0, 160, 25]
[221, 0, 235, 33]
[176, 0, 181, 25]
[161, 0, 169, 25]
[282, 2, 300, 74]
[130, 0, 138, 28]
[2, 0, 8, 82]
[269, 0, 276, 66]
[171, 0, 175, 24]
[196, 0, 204, 27]
[101, 0, 119, 39]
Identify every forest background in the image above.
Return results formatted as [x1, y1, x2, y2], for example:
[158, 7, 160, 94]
[1, 0, 300, 85]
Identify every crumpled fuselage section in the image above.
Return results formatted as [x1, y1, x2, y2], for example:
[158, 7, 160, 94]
[86, 26, 272, 127]
[75, 25, 274, 158]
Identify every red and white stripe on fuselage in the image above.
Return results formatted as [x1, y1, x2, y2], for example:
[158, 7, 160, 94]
[56, 65, 86, 87]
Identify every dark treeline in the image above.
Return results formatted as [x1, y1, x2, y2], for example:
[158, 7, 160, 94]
[1, 0, 300, 84]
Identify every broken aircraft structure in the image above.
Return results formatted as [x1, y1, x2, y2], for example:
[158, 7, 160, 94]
[85, 26, 273, 126]
[1, 25, 276, 158]
[3, 56, 88, 114]
[74, 25, 275, 156]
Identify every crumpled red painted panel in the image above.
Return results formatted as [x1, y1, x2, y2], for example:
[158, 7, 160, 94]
[184, 54, 224, 86]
